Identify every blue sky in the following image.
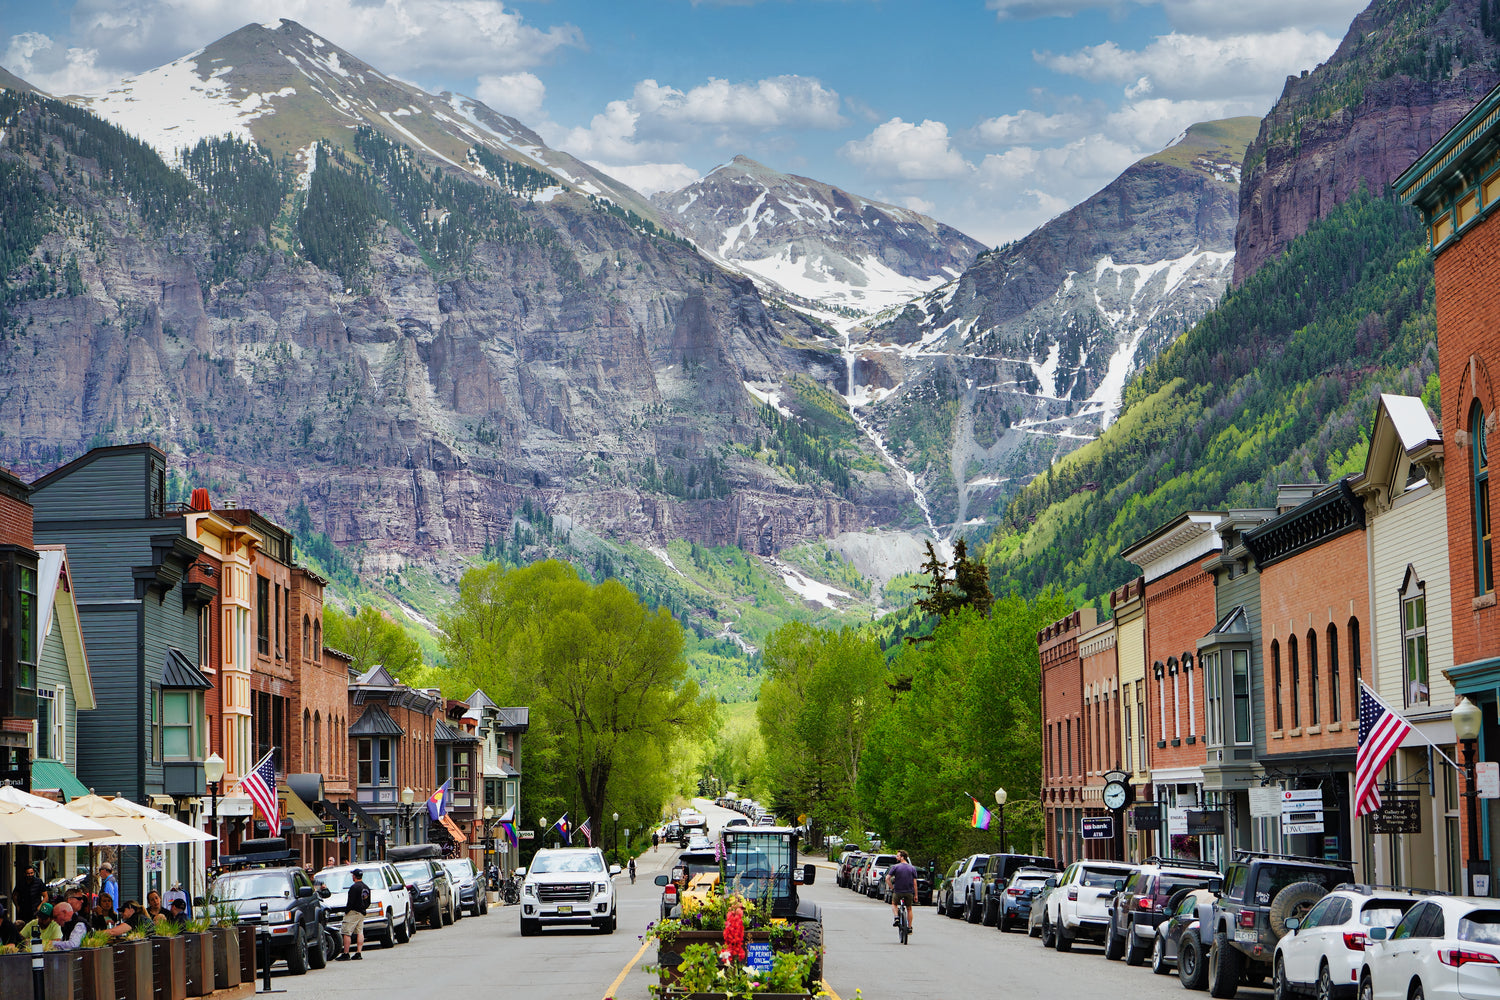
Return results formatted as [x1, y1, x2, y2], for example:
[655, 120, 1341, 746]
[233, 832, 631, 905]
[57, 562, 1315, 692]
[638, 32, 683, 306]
[2, 0, 1368, 244]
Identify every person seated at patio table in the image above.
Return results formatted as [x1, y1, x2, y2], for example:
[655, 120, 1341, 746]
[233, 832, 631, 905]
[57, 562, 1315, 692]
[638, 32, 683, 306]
[0, 901, 22, 946]
[167, 898, 188, 926]
[50, 902, 88, 951]
[91, 892, 117, 931]
[19, 902, 62, 946]
[144, 891, 163, 924]
[165, 884, 190, 917]
[107, 900, 145, 936]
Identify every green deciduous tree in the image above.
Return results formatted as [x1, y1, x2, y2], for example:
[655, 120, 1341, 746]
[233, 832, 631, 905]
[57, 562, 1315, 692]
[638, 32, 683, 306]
[442, 560, 716, 839]
[322, 605, 424, 678]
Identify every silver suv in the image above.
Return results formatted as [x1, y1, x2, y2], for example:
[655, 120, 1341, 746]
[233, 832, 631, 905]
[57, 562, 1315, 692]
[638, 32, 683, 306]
[518, 847, 621, 935]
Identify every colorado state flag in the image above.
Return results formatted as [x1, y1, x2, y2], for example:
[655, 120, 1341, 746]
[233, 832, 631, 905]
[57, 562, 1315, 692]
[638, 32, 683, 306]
[427, 778, 452, 821]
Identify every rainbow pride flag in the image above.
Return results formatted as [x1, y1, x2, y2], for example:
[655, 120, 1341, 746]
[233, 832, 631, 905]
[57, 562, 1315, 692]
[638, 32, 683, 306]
[970, 798, 993, 830]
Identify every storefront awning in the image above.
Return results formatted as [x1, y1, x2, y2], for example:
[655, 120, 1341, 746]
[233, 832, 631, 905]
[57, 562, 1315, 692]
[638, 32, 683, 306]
[279, 787, 323, 835]
[30, 759, 89, 802]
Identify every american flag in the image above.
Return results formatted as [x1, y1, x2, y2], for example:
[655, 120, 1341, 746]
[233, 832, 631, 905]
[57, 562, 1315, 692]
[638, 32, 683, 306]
[242, 750, 280, 834]
[1356, 682, 1413, 816]
[578, 817, 592, 846]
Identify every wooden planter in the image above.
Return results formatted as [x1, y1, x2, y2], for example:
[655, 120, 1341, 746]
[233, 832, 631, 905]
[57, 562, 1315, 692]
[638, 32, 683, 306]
[149, 936, 185, 1000]
[79, 946, 116, 1000]
[656, 930, 791, 987]
[660, 994, 816, 1000]
[210, 928, 239, 990]
[181, 934, 213, 998]
[40, 950, 81, 1000]
[236, 927, 255, 986]
[0, 952, 34, 1000]
[113, 939, 153, 1000]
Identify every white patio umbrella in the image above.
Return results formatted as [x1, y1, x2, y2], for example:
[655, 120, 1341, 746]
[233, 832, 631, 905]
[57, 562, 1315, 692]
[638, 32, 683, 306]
[63, 794, 213, 845]
[0, 799, 85, 845]
[0, 785, 117, 840]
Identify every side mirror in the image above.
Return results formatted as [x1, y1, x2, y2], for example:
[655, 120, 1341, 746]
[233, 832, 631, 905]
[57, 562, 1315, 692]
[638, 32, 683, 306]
[609, 865, 622, 876]
[1114, 879, 1126, 892]
[803, 864, 816, 885]
[1369, 926, 1388, 941]
[1284, 917, 1300, 933]
[295, 886, 314, 898]
[654, 875, 670, 887]
[1044, 878, 1058, 889]
[318, 887, 331, 899]
[513, 868, 527, 877]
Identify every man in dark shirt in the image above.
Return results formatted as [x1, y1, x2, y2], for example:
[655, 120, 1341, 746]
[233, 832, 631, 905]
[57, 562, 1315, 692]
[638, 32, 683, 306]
[338, 869, 371, 961]
[15, 866, 45, 920]
[885, 850, 919, 932]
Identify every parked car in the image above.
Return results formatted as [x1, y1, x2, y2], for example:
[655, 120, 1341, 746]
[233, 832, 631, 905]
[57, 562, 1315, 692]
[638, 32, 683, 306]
[442, 858, 488, 917]
[659, 849, 720, 918]
[1106, 857, 1221, 965]
[1155, 887, 1218, 988]
[998, 867, 1058, 933]
[1275, 885, 1429, 1000]
[838, 852, 866, 888]
[1202, 851, 1354, 998]
[1030, 877, 1062, 938]
[853, 855, 878, 895]
[725, 817, 749, 829]
[1043, 859, 1137, 951]
[315, 862, 416, 948]
[942, 854, 992, 922]
[209, 838, 329, 975]
[1358, 894, 1500, 1000]
[518, 846, 621, 935]
[863, 854, 900, 899]
[980, 854, 1058, 926]
[389, 844, 457, 930]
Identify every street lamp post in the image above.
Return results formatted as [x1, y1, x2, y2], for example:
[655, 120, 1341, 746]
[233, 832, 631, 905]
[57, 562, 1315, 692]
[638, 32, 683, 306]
[204, 752, 226, 868]
[612, 812, 619, 862]
[400, 786, 416, 844]
[994, 787, 1008, 853]
[1455, 696, 1487, 895]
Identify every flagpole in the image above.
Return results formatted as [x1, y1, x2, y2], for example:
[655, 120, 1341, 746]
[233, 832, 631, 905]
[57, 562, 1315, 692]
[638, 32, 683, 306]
[1361, 682, 1463, 772]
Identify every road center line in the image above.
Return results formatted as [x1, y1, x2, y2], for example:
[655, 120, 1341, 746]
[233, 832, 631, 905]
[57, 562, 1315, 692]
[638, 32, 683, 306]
[603, 936, 652, 999]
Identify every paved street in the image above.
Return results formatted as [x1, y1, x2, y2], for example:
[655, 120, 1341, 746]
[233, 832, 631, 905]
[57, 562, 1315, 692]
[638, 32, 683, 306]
[269, 799, 1276, 999]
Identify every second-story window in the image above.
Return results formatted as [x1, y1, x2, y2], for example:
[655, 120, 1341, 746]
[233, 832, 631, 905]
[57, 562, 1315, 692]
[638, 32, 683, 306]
[1307, 630, 1320, 726]
[1473, 402, 1493, 596]
[17, 564, 37, 691]
[1231, 648, 1251, 744]
[1289, 634, 1301, 729]
[1204, 650, 1223, 746]
[358, 738, 394, 786]
[1327, 623, 1341, 724]
[1136, 681, 1146, 768]
[1272, 640, 1283, 730]
[1123, 692, 1133, 770]
[1184, 654, 1196, 739]
[1402, 570, 1429, 707]
[257, 577, 270, 655]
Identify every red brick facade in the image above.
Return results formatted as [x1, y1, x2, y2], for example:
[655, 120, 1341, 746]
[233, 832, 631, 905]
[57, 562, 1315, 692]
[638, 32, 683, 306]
[1144, 560, 1217, 769]
[1040, 607, 1096, 866]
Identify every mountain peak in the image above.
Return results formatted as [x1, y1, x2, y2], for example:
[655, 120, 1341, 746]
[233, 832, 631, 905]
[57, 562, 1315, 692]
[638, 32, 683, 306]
[0, 65, 41, 95]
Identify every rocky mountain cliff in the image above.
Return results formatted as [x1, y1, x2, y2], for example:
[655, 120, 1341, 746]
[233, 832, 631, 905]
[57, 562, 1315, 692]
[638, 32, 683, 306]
[651, 155, 985, 314]
[842, 118, 1259, 534]
[0, 24, 917, 604]
[1234, 0, 1500, 284]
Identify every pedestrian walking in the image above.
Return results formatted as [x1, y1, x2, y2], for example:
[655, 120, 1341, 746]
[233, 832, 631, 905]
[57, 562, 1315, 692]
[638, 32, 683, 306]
[98, 863, 119, 909]
[336, 868, 370, 961]
[15, 865, 45, 920]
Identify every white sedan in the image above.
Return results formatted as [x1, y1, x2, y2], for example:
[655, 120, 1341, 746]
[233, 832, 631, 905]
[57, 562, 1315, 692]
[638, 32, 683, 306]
[1359, 896, 1500, 1000]
[1274, 887, 1421, 1000]
[1046, 860, 1137, 952]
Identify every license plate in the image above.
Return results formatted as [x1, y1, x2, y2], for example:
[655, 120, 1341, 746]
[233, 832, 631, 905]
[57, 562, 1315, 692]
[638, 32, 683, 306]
[556, 906, 572, 914]
[1235, 928, 1257, 944]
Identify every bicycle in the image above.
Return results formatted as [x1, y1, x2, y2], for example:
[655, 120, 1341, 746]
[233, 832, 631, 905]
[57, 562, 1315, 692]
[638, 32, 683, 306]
[896, 896, 910, 945]
[629, 863, 637, 885]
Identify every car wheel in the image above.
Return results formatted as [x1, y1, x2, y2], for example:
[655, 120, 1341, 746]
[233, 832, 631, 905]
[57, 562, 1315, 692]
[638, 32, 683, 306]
[1208, 931, 1242, 999]
[308, 924, 327, 970]
[1104, 918, 1126, 961]
[1269, 882, 1328, 939]
[1274, 958, 1291, 1000]
[1359, 974, 1374, 1000]
[1029, 917, 1042, 939]
[1411, 983, 1424, 1000]
[948, 893, 963, 920]
[394, 912, 411, 944]
[287, 926, 309, 976]
[480, 895, 488, 916]
[1316, 963, 1335, 1000]
[1152, 934, 1170, 976]
[1000, 912, 1011, 934]
[380, 921, 396, 949]
[1042, 917, 1055, 948]
[442, 899, 455, 926]
[601, 911, 616, 934]
[936, 892, 946, 916]
[965, 894, 981, 924]
[1179, 933, 1209, 991]
[982, 898, 998, 927]
[1056, 922, 1074, 952]
[428, 904, 444, 931]
[520, 917, 539, 937]
[1125, 928, 1150, 967]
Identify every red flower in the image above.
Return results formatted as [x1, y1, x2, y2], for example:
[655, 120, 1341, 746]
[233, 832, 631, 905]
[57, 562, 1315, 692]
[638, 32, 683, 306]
[722, 905, 746, 962]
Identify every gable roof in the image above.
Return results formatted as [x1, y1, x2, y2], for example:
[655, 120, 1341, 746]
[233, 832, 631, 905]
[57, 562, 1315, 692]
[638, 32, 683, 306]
[354, 664, 398, 688]
[162, 648, 212, 689]
[349, 704, 404, 737]
[34, 546, 94, 710]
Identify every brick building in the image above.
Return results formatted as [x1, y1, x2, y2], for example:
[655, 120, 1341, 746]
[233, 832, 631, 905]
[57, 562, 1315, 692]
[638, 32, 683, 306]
[1078, 614, 1121, 859]
[1395, 84, 1500, 892]
[1244, 482, 1368, 870]
[1040, 607, 1095, 866]
[1109, 577, 1153, 859]
[349, 665, 439, 851]
[1124, 512, 1222, 860]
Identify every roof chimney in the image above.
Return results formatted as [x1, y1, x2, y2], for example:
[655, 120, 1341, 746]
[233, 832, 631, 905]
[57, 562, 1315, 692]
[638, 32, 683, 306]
[1275, 484, 1322, 514]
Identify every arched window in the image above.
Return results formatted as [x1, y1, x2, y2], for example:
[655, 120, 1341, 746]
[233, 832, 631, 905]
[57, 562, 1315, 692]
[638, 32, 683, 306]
[1327, 623, 1341, 723]
[1474, 402, 1493, 596]
[1183, 653, 1196, 739]
[313, 621, 322, 662]
[1349, 617, 1362, 719]
[1272, 640, 1283, 730]
[1154, 661, 1167, 744]
[1289, 634, 1301, 729]
[1307, 629, 1319, 726]
[313, 712, 322, 771]
[1168, 657, 1181, 741]
[302, 709, 311, 769]
[302, 615, 311, 659]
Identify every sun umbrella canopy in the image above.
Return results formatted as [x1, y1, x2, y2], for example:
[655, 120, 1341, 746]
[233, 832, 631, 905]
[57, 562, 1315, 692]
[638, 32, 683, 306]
[63, 794, 213, 845]
[0, 785, 116, 838]
[0, 799, 85, 845]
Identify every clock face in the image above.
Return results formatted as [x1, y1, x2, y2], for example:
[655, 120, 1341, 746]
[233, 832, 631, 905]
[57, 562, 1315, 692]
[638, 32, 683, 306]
[1103, 782, 1127, 810]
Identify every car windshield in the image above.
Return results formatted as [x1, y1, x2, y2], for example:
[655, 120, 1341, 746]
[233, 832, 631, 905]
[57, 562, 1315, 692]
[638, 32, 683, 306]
[394, 862, 432, 882]
[1460, 911, 1500, 945]
[317, 870, 355, 892]
[213, 874, 290, 901]
[1080, 867, 1132, 887]
[442, 861, 472, 880]
[530, 853, 605, 874]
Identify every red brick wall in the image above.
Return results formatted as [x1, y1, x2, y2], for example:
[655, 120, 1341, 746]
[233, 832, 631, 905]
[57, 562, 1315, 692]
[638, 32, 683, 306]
[1257, 529, 1367, 755]
[0, 490, 33, 548]
[1040, 609, 1095, 859]
[1144, 560, 1217, 770]
[1435, 217, 1500, 667]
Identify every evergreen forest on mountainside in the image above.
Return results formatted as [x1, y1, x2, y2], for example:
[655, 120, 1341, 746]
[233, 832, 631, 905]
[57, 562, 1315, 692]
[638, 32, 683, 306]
[983, 189, 1439, 607]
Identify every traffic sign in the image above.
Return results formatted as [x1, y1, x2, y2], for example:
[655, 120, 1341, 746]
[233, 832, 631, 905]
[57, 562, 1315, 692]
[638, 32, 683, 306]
[519, 829, 536, 840]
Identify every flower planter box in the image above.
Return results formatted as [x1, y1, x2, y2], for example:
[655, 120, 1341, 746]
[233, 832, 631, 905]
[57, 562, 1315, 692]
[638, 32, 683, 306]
[181, 933, 213, 998]
[41, 950, 82, 1000]
[655, 930, 791, 988]
[149, 936, 185, 1000]
[79, 946, 116, 1000]
[659, 993, 816, 1000]
[210, 928, 239, 990]
[236, 927, 255, 986]
[0, 952, 35, 999]
[113, 939, 153, 1000]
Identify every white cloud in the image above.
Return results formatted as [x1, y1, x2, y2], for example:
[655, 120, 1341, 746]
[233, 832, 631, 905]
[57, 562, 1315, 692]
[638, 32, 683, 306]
[974, 108, 1088, 145]
[550, 74, 844, 165]
[475, 71, 546, 120]
[840, 118, 972, 181]
[1103, 97, 1256, 147]
[985, 0, 1364, 37]
[978, 134, 1138, 190]
[904, 195, 936, 214]
[1041, 29, 1342, 100]
[587, 160, 702, 197]
[3, 32, 118, 95]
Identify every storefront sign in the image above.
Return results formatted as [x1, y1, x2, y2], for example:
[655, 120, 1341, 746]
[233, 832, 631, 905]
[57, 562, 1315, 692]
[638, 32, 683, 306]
[1186, 810, 1225, 836]
[1131, 805, 1161, 830]
[1249, 786, 1280, 818]
[518, 829, 535, 840]
[1081, 816, 1115, 840]
[1281, 788, 1324, 835]
[1369, 795, 1422, 834]
[1478, 762, 1500, 799]
[1167, 807, 1189, 837]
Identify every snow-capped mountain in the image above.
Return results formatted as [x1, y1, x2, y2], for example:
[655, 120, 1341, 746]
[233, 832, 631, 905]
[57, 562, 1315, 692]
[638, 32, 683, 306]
[847, 118, 1260, 534]
[69, 18, 659, 219]
[652, 155, 985, 315]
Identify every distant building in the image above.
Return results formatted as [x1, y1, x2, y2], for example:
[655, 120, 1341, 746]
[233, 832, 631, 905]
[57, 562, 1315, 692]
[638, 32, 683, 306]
[1039, 608, 1095, 866]
[1109, 577, 1152, 860]
[348, 665, 439, 851]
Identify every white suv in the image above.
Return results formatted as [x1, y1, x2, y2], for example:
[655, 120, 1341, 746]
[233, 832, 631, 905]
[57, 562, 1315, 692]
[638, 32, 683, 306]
[314, 863, 415, 948]
[517, 847, 621, 936]
[1045, 860, 1137, 952]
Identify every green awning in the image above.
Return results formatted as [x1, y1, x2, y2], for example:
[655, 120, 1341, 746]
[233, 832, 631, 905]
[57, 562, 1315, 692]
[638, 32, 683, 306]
[31, 759, 89, 802]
